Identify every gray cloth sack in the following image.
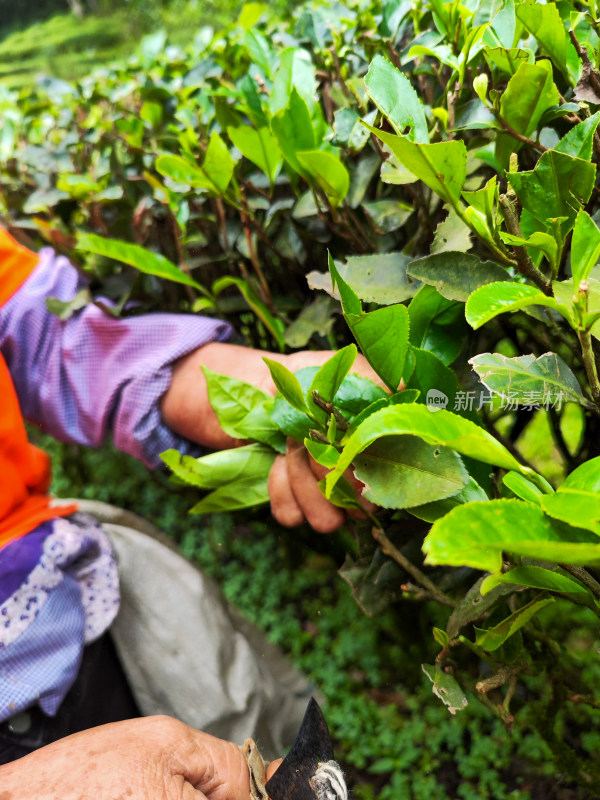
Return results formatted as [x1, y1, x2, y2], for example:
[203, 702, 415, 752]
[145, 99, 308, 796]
[71, 499, 315, 760]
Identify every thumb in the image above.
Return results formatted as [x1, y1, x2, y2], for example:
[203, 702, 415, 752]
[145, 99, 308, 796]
[181, 730, 250, 800]
[182, 781, 209, 800]
[266, 758, 283, 781]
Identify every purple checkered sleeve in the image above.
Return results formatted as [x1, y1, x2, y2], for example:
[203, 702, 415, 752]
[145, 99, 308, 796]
[0, 248, 232, 467]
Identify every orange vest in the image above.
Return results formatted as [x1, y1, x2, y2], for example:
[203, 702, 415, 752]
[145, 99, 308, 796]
[0, 227, 76, 550]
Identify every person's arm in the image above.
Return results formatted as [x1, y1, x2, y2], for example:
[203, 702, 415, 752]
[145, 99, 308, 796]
[0, 716, 250, 800]
[0, 248, 232, 468]
[1, 249, 378, 531]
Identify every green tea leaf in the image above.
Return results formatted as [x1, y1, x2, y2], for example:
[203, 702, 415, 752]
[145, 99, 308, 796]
[431, 206, 472, 254]
[423, 499, 600, 572]
[507, 150, 596, 231]
[469, 352, 591, 408]
[271, 88, 316, 176]
[408, 252, 509, 302]
[540, 492, 600, 535]
[410, 477, 489, 523]
[364, 54, 428, 143]
[502, 471, 546, 503]
[339, 548, 404, 616]
[325, 405, 524, 497]
[202, 366, 270, 432]
[352, 434, 469, 509]
[272, 368, 387, 441]
[553, 276, 600, 336]
[571, 210, 600, 288]
[45, 288, 91, 320]
[202, 367, 285, 452]
[481, 566, 597, 608]
[362, 121, 467, 209]
[296, 150, 350, 206]
[189, 476, 270, 513]
[554, 111, 600, 161]
[483, 46, 533, 76]
[201, 131, 235, 193]
[263, 357, 312, 415]
[213, 276, 286, 351]
[408, 285, 466, 365]
[304, 439, 340, 469]
[540, 456, 600, 534]
[407, 347, 469, 419]
[270, 47, 318, 117]
[421, 664, 468, 714]
[446, 574, 516, 639]
[465, 282, 567, 329]
[161, 444, 276, 489]
[284, 296, 337, 348]
[496, 60, 558, 167]
[227, 124, 282, 183]
[346, 390, 419, 435]
[156, 132, 234, 194]
[475, 597, 555, 652]
[346, 304, 410, 393]
[329, 251, 362, 315]
[499, 231, 558, 273]
[76, 233, 203, 290]
[308, 344, 357, 405]
[334, 252, 419, 305]
[244, 29, 275, 76]
[515, 3, 574, 80]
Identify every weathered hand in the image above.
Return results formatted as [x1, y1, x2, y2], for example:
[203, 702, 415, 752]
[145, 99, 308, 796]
[0, 716, 250, 800]
[160, 343, 382, 533]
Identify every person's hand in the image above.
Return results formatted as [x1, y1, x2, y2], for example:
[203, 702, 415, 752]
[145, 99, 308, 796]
[160, 343, 382, 533]
[0, 716, 249, 800]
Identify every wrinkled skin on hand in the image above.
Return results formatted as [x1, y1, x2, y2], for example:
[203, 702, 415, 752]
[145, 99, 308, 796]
[161, 344, 380, 534]
[0, 716, 250, 800]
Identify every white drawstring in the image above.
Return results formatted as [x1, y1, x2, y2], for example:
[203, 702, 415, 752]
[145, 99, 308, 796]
[310, 760, 348, 800]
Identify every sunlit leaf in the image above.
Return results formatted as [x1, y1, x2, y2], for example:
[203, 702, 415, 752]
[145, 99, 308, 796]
[423, 499, 600, 572]
[364, 54, 428, 142]
[76, 233, 203, 290]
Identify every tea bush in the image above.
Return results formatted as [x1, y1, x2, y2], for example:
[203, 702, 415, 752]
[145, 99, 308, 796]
[8, 0, 600, 794]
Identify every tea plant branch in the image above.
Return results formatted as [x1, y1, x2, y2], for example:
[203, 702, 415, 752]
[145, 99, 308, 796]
[493, 114, 548, 154]
[369, 132, 390, 162]
[561, 564, 600, 601]
[547, 405, 573, 469]
[503, 675, 518, 714]
[312, 392, 349, 430]
[342, 205, 377, 251]
[567, 693, 600, 710]
[240, 189, 273, 308]
[569, 29, 600, 99]
[213, 197, 229, 250]
[450, 668, 514, 726]
[400, 581, 450, 604]
[331, 40, 351, 100]
[168, 208, 196, 304]
[475, 660, 529, 695]
[371, 526, 457, 608]
[312, 185, 368, 254]
[578, 328, 600, 404]
[499, 193, 552, 294]
[446, 81, 460, 136]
